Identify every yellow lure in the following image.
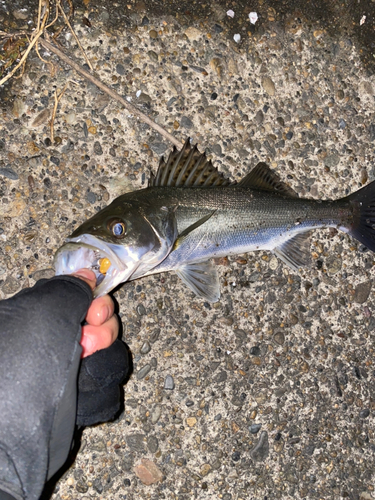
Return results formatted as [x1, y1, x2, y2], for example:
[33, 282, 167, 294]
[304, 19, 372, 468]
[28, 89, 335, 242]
[99, 257, 111, 274]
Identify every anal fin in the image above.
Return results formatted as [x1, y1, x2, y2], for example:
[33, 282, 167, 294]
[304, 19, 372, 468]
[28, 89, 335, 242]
[175, 261, 220, 302]
[274, 231, 313, 270]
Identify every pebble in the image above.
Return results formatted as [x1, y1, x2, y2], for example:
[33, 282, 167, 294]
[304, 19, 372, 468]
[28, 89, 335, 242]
[93, 141, 103, 155]
[250, 423, 262, 434]
[150, 142, 168, 155]
[164, 375, 175, 390]
[250, 431, 269, 461]
[184, 27, 202, 41]
[324, 154, 340, 167]
[137, 303, 147, 315]
[359, 409, 370, 418]
[186, 417, 197, 427]
[269, 256, 278, 270]
[210, 58, 224, 78]
[1, 277, 21, 295]
[326, 256, 341, 274]
[200, 464, 211, 476]
[261, 77, 276, 96]
[86, 191, 97, 204]
[181, 116, 193, 129]
[32, 108, 51, 127]
[134, 459, 163, 485]
[273, 331, 285, 345]
[126, 434, 146, 453]
[148, 50, 158, 62]
[353, 281, 372, 304]
[12, 99, 26, 117]
[0, 167, 18, 180]
[140, 341, 151, 354]
[255, 110, 264, 124]
[116, 63, 125, 75]
[147, 435, 159, 453]
[149, 328, 160, 343]
[75, 481, 88, 493]
[250, 346, 261, 356]
[151, 405, 162, 424]
[137, 364, 151, 380]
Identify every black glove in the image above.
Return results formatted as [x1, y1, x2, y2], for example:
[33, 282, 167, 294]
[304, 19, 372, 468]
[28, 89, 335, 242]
[77, 339, 129, 426]
[0, 276, 129, 500]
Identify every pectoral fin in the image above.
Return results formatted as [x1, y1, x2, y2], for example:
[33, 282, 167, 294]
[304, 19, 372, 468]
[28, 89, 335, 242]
[173, 211, 216, 250]
[175, 261, 220, 302]
[274, 231, 313, 270]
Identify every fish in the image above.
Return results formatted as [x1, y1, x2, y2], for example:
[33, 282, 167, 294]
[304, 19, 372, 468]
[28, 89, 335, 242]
[54, 139, 375, 301]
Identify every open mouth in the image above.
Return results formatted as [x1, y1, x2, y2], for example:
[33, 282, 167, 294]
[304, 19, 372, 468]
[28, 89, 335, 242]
[54, 234, 132, 297]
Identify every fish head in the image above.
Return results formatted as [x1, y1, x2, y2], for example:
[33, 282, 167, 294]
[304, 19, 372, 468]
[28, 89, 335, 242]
[54, 198, 177, 297]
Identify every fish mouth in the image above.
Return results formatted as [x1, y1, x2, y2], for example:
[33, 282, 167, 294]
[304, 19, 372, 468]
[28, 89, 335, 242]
[54, 234, 136, 297]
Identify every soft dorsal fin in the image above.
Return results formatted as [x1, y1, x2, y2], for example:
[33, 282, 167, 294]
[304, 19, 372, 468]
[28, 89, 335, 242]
[149, 138, 232, 188]
[239, 162, 298, 198]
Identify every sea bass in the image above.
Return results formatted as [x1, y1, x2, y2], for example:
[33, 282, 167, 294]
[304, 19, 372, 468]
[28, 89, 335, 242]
[54, 139, 375, 301]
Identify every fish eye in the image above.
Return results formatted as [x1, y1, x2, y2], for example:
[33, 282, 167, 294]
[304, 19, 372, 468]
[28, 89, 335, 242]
[107, 218, 126, 238]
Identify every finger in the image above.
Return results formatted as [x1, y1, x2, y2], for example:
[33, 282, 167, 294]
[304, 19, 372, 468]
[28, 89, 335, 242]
[85, 295, 115, 326]
[80, 315, 119, 357]
[71, 269, 96, 291]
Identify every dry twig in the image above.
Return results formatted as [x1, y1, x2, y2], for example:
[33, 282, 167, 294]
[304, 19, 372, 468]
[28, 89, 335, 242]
[0, 0, 181, 149]
[56, 0, 93, 70]
[50, 81, 69, 142]
[0, 2, 49, 86]
[39, 38, 182, 148]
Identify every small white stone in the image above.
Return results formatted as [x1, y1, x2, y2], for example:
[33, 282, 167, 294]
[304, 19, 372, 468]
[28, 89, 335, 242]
[233, 34, 241, 43]
[360, 15, 366, 25]
[249, 12, 258, 24]
[184, 26, 202, 41]
[269, 257, 278, 270]
[227, 9, 235, 18]
[136, 90, 142, 98]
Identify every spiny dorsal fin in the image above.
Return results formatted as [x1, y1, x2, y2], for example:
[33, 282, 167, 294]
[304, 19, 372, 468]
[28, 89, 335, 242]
[150, 138, 232, 188]
[239, 162, 298, 198]
[274, 230, 313, 270]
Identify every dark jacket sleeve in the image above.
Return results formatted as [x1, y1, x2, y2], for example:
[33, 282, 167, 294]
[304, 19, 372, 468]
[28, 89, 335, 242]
[0, 276, 92, 500]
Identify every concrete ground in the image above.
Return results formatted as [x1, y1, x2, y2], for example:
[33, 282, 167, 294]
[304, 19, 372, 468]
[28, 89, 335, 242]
[1, 0, 375, 499]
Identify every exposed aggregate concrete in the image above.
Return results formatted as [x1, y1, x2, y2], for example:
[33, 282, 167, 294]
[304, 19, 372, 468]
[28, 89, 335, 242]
[1, 2, 375, 499]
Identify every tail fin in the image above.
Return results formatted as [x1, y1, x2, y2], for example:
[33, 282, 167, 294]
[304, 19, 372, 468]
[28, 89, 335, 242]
[347, 180, 375, 252]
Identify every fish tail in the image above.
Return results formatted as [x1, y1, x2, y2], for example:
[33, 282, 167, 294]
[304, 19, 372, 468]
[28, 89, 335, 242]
[346, 180, 375, 251]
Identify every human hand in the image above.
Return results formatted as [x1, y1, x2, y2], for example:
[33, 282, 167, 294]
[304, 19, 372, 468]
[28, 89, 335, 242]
[0, 270, 129, 500]
[71, 269, 119, 357]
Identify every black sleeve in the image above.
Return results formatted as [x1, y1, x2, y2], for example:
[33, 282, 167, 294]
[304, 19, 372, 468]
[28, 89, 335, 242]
[0, 276, 91, 500]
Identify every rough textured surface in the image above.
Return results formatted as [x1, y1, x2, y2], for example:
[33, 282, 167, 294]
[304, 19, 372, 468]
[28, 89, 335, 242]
[1, 1, 375, 499]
